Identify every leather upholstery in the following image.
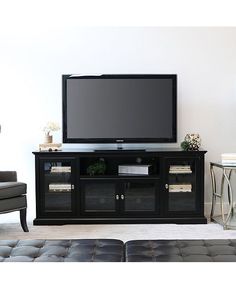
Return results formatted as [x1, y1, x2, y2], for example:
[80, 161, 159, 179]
[0, 182, 27, 200]
[125, 239, 236, 262]
[0, 239, 124, 262]
[1, 239, 236, 262]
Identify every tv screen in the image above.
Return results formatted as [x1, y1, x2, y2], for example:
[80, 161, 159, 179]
[63, 74, 177, 143]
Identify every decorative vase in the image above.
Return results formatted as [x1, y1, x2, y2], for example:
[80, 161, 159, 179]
[44, 135, 53, 144]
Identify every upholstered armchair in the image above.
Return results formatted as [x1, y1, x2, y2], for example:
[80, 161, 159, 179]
[0, 171, 29, 232]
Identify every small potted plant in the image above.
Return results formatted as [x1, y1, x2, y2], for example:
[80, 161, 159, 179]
[86, 158, 106, 176]
[43, 121, 60, 144]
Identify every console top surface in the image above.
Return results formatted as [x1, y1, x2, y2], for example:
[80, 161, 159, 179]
[33, 148, 207, 155]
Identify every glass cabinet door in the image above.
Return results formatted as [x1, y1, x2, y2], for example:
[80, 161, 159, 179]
[164, 158, 199, 214]
[40, 158, 76, 214]
[122, 180, 158, 214]
[81, 181, 118, 214]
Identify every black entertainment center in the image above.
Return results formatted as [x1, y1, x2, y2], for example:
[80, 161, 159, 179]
[33, 74, 207, 225]
[33, 149, 207, 225]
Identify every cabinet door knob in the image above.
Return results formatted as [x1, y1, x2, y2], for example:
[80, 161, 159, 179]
[116, 195, 119, 200]
[121, 194, 124, 200]
[165, 184, 169, 189]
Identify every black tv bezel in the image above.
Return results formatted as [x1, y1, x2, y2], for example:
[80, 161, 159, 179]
[62, 74, 177, 144]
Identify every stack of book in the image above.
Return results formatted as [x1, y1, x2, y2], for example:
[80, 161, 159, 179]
[169, 184, 192, 193]
[49, 183, 71, 192]
[51, 166, 71, 173]
[169, 165, 192, 174]
[221, 153, 236, 166]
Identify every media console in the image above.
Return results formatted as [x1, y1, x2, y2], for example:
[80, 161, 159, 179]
[33, 149, 207, 225]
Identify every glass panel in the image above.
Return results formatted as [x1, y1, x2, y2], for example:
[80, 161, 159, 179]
[84, 183, 116, 212]
[43, 161, 72, 212]
[169, 192, 195, 211]
[124, 182, 156, 212]
[168, 160, 196, 212]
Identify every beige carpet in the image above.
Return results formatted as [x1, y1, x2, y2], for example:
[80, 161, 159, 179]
[1, 222, 236, 241]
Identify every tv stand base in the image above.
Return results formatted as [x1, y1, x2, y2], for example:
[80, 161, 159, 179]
[33, 217, 208, 225]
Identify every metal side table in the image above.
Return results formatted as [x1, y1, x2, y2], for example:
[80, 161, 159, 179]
[210, 162, 236, 229]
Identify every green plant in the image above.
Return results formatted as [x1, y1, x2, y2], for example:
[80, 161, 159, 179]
[86, 158, 106, 176]
[181, 140, 190, 151]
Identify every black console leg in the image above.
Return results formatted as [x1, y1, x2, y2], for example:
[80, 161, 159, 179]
[20, 208, 29, 232]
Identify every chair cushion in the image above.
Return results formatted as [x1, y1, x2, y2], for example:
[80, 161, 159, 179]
[0, 239, 124, 262]
[125, 239, 236, 262]
[0, 182, 27, 200]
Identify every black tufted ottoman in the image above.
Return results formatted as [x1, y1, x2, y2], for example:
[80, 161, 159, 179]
[2, 239, 236, 262]
[125, 239, 236, 262]
[0, 239, 124, 262]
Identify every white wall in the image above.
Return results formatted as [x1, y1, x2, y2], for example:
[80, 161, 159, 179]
[1, 27, 236, 222]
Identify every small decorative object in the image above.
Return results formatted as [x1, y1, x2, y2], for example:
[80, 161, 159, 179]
[43, 121, 60, 144]
[39, 143, 62, 152]
[181, 133, 201, 151]
[136, 157, 142, 164]
[87, 158, 106, 176]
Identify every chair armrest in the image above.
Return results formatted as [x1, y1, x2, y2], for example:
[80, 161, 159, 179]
[0, 171, 17, 182]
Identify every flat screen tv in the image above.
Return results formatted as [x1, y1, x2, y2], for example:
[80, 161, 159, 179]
[63, 74, 177, 143]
